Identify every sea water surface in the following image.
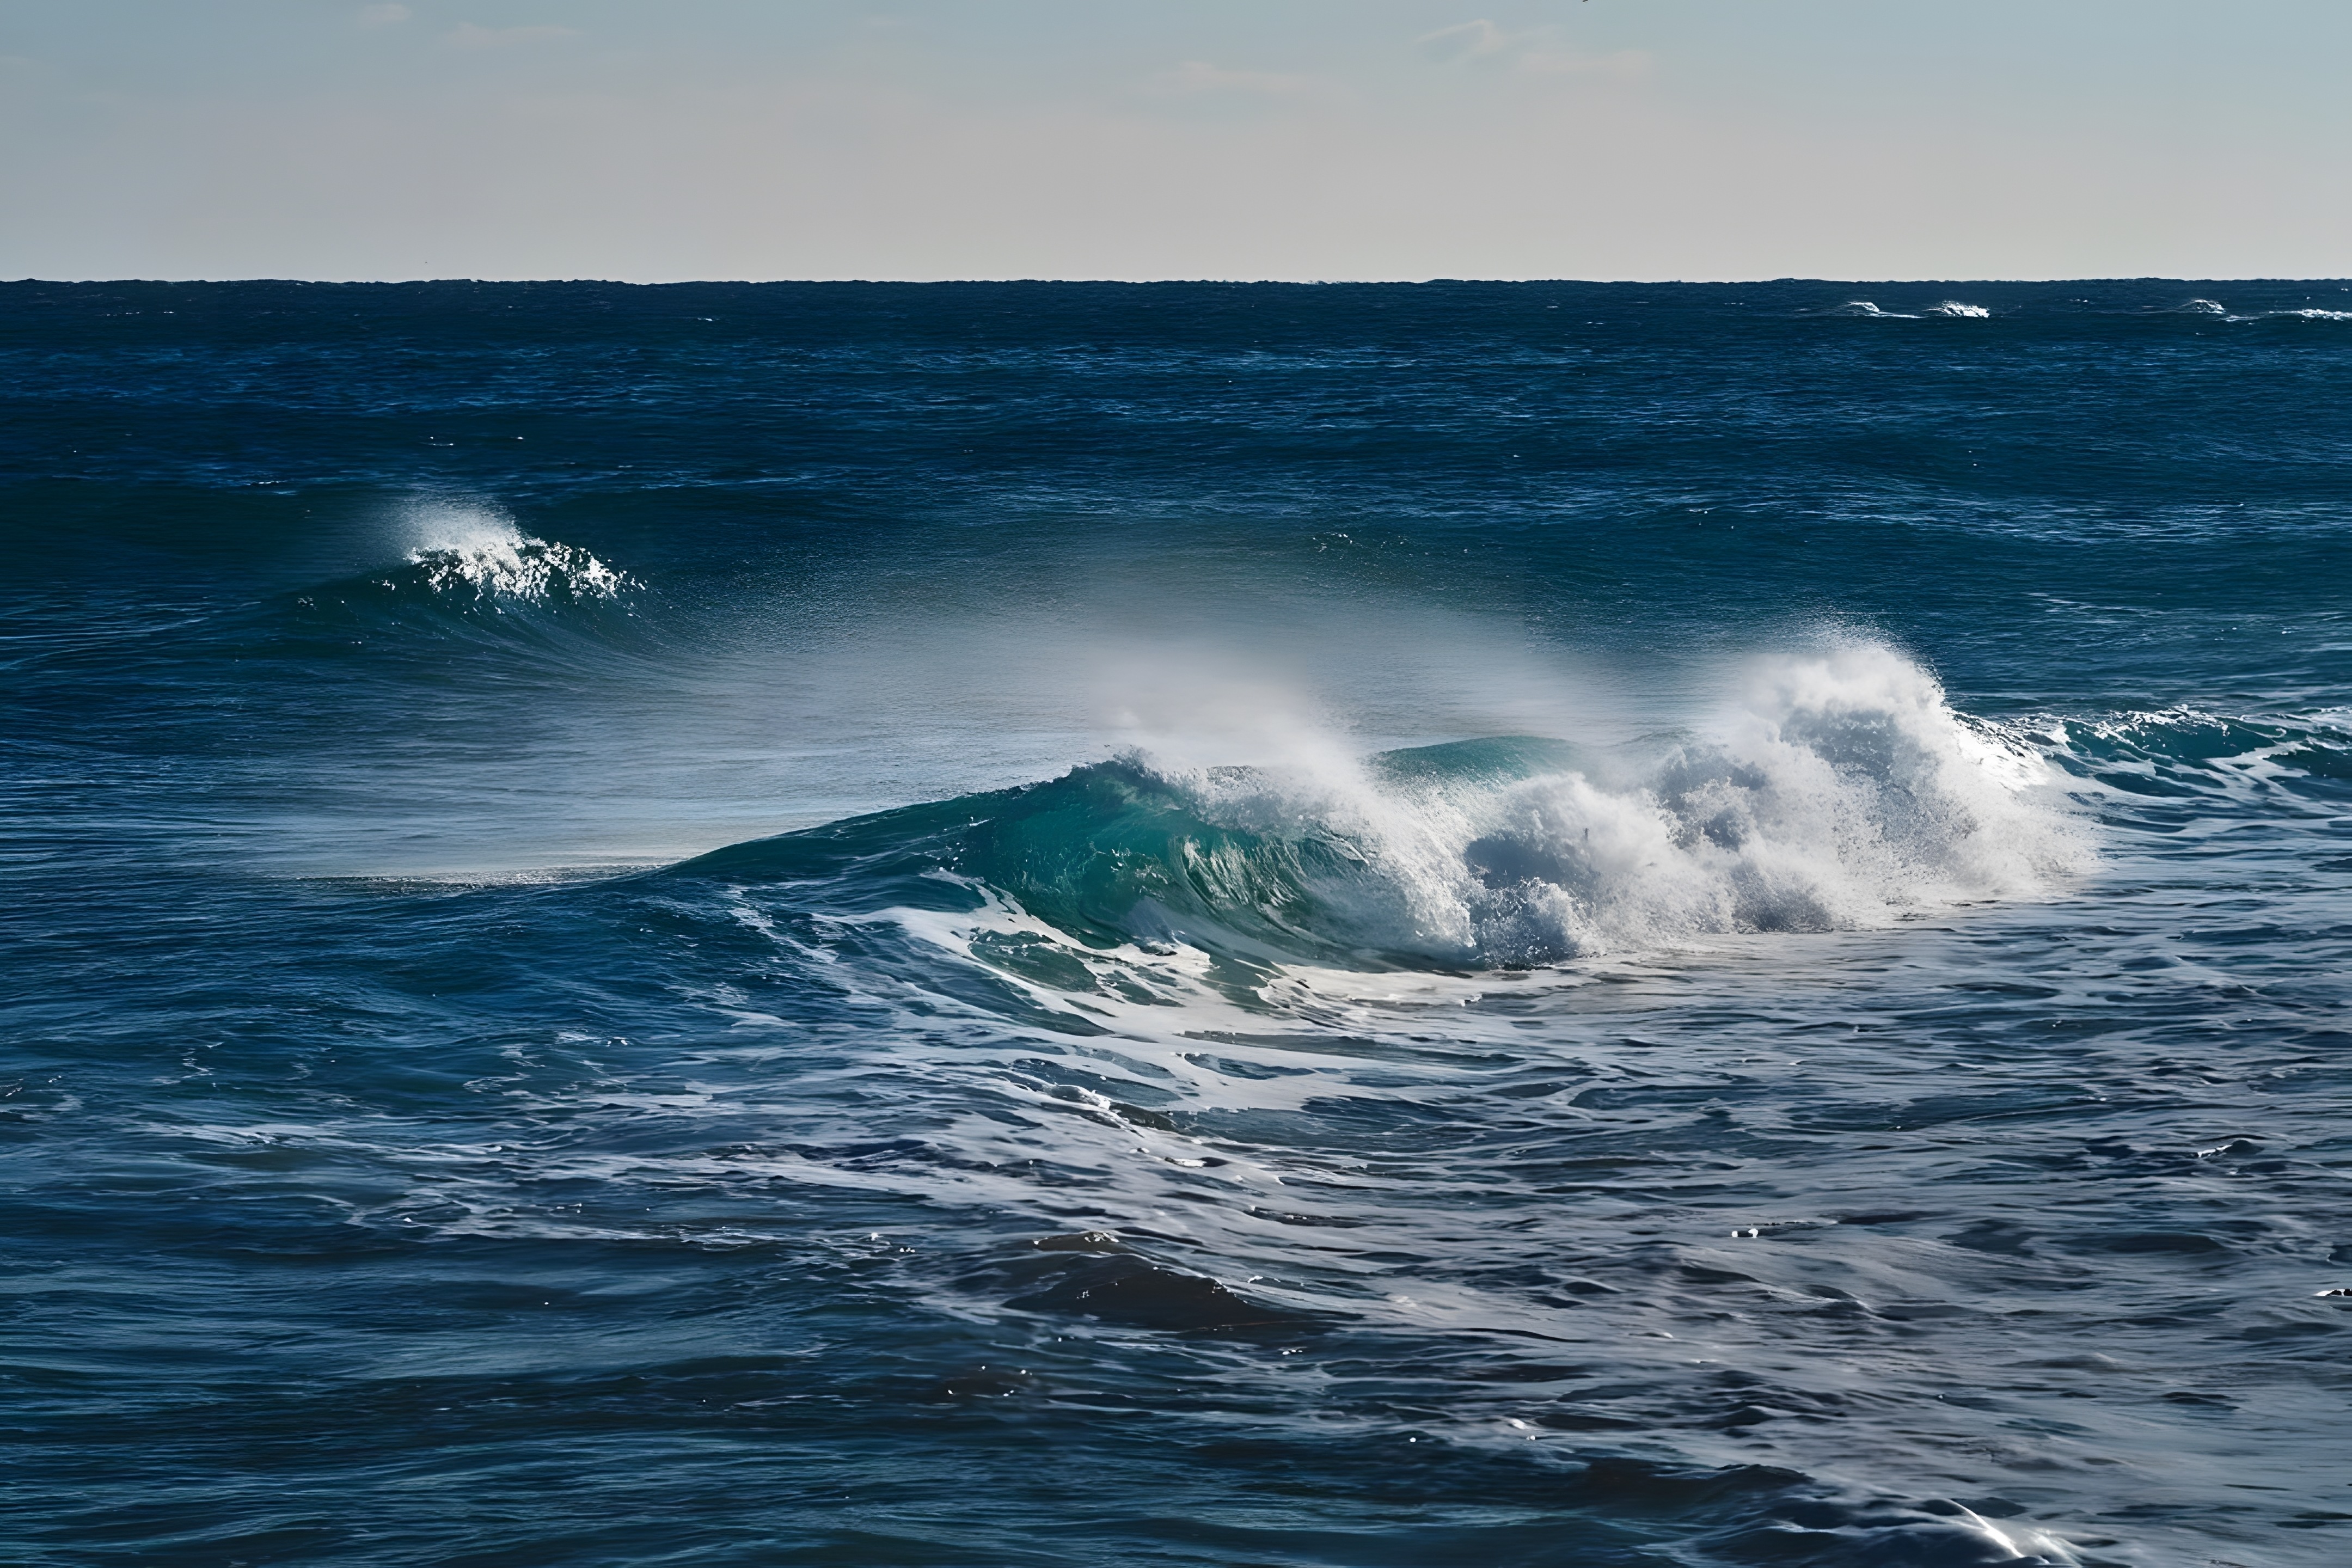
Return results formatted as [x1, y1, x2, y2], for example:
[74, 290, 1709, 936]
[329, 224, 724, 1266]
[4, 279, 2350, 1566]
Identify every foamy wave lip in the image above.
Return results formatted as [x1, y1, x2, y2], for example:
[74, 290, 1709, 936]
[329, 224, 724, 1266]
[1438, 644, 2084, 962]
[1112, 641, 2085, 968]
[1828, 300, 1919, 318]
[399, 504, 631, 602]
[2238, 307, 2352, 322]
[1924, 301, 1989, 318]
[2139, 297, 2347, 324]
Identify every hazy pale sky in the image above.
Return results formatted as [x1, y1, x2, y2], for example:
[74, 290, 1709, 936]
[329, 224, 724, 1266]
[3, 1, 2345, 281]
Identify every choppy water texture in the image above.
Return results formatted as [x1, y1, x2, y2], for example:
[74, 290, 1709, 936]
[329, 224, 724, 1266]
[6, 279, 2352, 1566]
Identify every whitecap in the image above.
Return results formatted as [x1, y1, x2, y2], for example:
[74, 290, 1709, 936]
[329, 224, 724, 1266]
[990, 641, 2085, 969]
[397, 500, 632, 602]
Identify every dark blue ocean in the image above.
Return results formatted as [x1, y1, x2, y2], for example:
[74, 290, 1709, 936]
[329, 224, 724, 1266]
[5, 279, 2351, 1567]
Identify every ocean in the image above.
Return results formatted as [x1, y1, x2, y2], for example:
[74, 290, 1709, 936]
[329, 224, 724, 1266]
[4, 278, 2349, 1566]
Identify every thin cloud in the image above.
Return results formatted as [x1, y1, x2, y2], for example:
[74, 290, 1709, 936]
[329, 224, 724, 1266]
[355, 3, 411, 27]
[444, 23, 579, 51]
[1415, 19, 1647, 78]
[1415, 20, 1513, 64]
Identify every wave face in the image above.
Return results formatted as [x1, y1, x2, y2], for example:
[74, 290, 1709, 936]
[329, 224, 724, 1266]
[8, 279, 2352, 1568]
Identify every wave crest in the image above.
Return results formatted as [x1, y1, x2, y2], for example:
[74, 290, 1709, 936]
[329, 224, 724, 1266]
[279, 506, 639, 644]
[406, 532, 630, 603]
[2237, 307, 2352, 323]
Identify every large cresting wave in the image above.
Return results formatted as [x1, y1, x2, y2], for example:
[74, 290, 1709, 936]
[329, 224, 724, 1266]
[679, 643, 2083, 970]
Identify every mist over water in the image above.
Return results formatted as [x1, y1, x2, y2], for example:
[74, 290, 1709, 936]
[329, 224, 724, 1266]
[5, 280, 2351, 1567]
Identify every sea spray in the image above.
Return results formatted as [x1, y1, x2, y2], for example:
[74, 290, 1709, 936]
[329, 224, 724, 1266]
[686, 642, 2083, 970]
[399, 503, 632, 603]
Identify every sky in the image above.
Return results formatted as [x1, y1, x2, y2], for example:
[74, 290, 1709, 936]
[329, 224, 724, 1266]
[2, 0, 2346, 283]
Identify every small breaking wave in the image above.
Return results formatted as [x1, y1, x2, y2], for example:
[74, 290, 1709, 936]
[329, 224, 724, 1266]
[2164, 298, 2352, 324]
[2232, 307, 2352, 323]
[401, 510, 631, 604]
[277, 504, 639, 646]
[1828, 299, 1987, 321]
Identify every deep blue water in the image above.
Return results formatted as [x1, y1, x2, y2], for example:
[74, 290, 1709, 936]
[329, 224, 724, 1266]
[5, 279, 2351, 1566]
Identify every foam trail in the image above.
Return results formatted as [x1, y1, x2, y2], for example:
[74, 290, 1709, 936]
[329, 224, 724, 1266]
[2229, 307, 2352, 322]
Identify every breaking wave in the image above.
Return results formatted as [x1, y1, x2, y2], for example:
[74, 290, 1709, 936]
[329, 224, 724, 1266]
[2233, 307, 2352, 322]
[402, 526, 631, 604]
[1823, 300, 1992, 321]
[678, 644, 2084, 971]
[2164, 297, 2352, 324]
[273, 510, 640, 658]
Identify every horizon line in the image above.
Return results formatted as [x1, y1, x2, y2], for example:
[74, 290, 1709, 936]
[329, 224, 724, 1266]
[9, 274, 2352, 289]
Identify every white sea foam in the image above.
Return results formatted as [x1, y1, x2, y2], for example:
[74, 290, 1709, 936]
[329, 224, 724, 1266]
[397, 500, 630, 601]
[1059, 641, 2081, 968]
[1333, 644, 2071, 962]
[2171, 299, 2349, 323]
[1829, 300, 1919, 319]
[1924, 301, 1990, 318]
[2247, 307, 2352, 322]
